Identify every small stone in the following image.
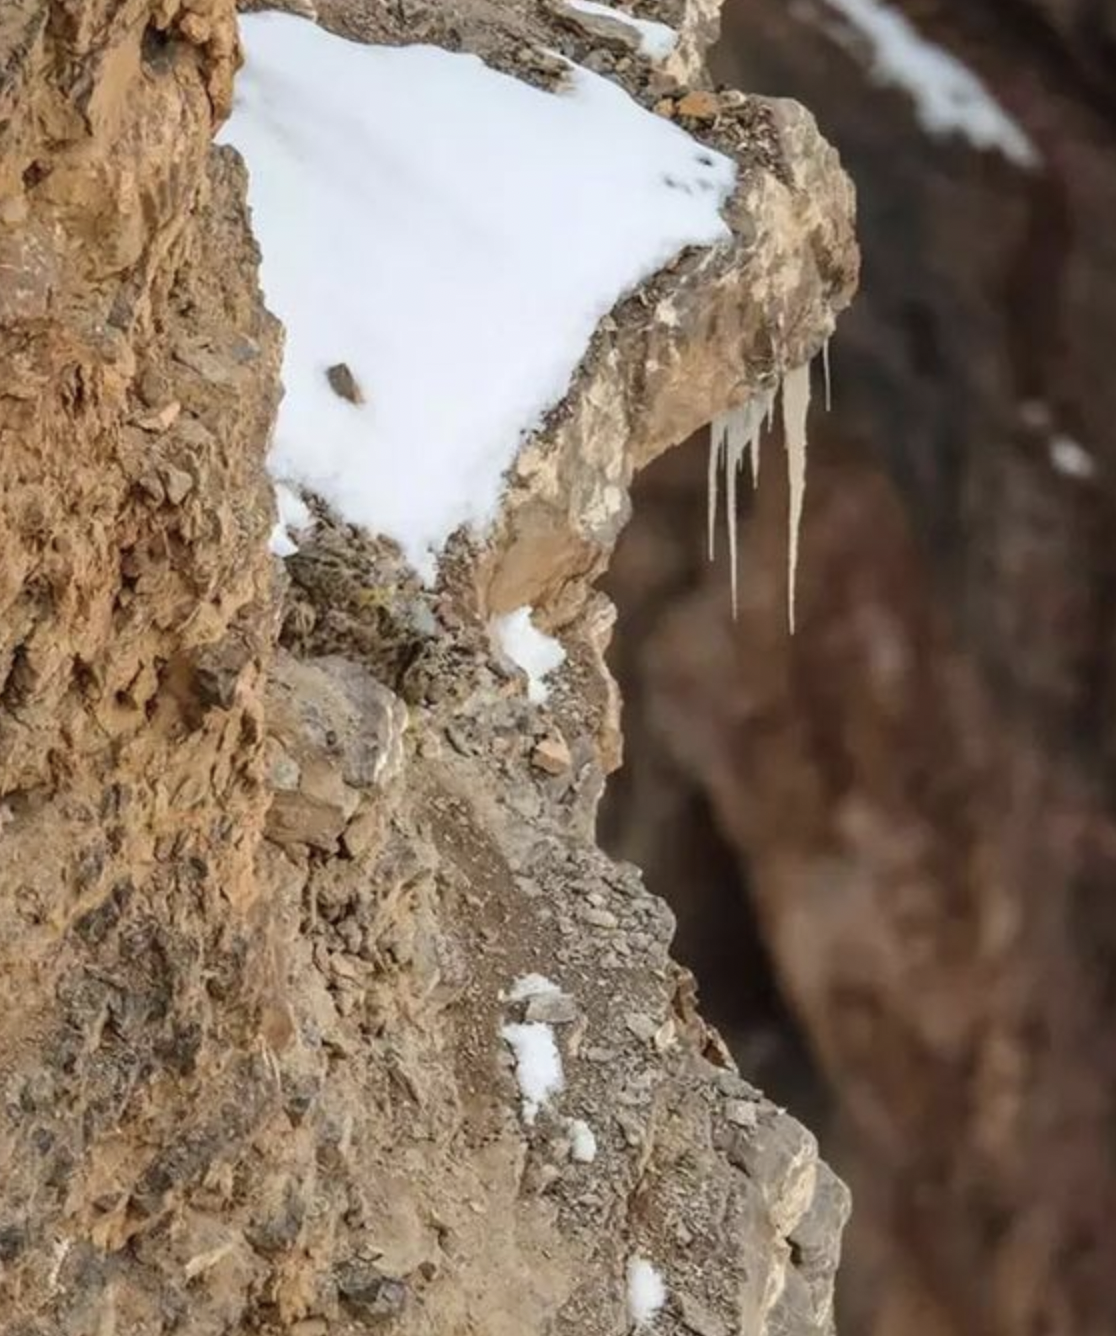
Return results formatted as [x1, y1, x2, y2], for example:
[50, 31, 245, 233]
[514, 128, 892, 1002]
[330, 953, 361, 982]
[290, 1321, 328, 1336]
[525, 991, 579, 1025]
[136, 472, 166, 504]
[231, 336, 261, 363]
[524, 1160, 561, 1194]
[175, 415, 216, 448]
[532, 734, 571, 775]
[614, 1110, 643, 1148]
[579, 904, 618, 930]
[159, 463, 194, 505]
[625, 1012, 658, 1043]
[336, 1261, 407, 1317]
[678, 1292, 729, 1336]
[342, 808, 381, 860]
[326, 362, 365, 404]
[507, 787, 542, 820]
[653, 1018, 678, 1052]
[714, 1070, 761, 1100]
[175, 343, 233, 384]
[0, 1224, 27, 1262]
[582, 49, 614, 74]
[179, 10, 212, 41]
[0, 194, 28, 225]
[676, 90, 721, 121]
[724, 1098, 759, 1130]
[266, 745, 301, 793]
[653, 97, 676, 117]
[135, 400, 181, 433]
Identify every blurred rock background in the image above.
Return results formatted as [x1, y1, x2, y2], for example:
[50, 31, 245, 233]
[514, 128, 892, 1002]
[601, 2, 1116, 1334]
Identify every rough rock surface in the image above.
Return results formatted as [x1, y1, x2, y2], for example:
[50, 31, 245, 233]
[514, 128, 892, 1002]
[603, 3, 1116, 1336]
[0, 0, 856, 1332]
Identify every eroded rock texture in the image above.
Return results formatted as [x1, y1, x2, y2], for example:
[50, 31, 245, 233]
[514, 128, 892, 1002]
[604, 3, 1116, 1336]
[0, 1, 856, 1332]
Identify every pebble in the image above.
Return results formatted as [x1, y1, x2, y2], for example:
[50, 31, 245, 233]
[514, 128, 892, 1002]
[135, 365, 171, 407]
[724, 1098, 759, 1130]
[135, 400, 181, 433]
[678, 1292, 729, 1336]
[579, 904, 618, 930]
[676, 89, 721, 121]
[326, 361, 365, 404]
[614, 1110, 644, 1148]
[625, 1012, 658, 1043]
[532, 734, 571, 774]
[160, 463, 194, 505]
[525, 992, 579, 1025]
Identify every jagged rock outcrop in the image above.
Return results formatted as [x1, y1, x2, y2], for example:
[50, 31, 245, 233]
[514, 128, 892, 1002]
[0, 1, 856, 1332]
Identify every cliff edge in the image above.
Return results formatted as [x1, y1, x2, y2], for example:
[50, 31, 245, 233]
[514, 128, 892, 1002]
[0, 1, 857, 1332]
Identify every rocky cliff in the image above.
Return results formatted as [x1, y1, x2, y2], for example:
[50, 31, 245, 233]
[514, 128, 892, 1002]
[603, 3, 1116, 1336]
[0, 1, 857, 1333]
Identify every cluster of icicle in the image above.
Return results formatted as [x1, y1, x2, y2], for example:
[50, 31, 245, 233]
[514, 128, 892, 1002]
[707, 346, 828, 632]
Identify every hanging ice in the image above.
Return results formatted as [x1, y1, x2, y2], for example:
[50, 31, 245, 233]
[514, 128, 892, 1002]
[707, 357, 816, 631]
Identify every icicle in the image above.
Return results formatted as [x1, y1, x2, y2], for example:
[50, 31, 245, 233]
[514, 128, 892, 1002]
[781, 362, 812, 634]
[822, 336, 832, 412]
[727, 432, 740, 618]
[753, 386, 775, 490]
[707, 420, 723, 561]
[707, 396, 776, 617]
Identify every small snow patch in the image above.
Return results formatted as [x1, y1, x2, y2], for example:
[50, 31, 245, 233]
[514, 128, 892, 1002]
[627, 1255, 667, 1327]
[492, 606, 566, 704]
[221, 13, 735, 578]
[269, 482, 313, 557]
[508, 973, 563, 1001]
[819, 0, 1038, 167]
[501, 1022, 564, 1125]
[568, 1118, 598, 1163]
[568, 0, 678, 59]
[1050, 435, 1096, 481]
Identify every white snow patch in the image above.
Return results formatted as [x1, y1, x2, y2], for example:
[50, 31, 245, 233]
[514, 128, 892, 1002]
[501, 1022, 564, 1125]
[1050, 435, 1096, 481]
[221, 13, 735, 578]
[820, 0, 1038, 167]
[568, 0, 679, 59]
[627, 1255, 667, 1326]
[269, 482, 313, 557]
[492, 606, 567, 704]
[568, 1118, 598, 1163]
[508, 973, 563, 1001]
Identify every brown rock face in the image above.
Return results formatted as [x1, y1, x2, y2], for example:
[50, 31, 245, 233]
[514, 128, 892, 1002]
[604, 3, 1116, 1336]
[1, 0, 857, 1331]
[0, 0, 283, 1326]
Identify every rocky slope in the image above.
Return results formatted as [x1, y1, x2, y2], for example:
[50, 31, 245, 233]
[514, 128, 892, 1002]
[0, 1, 857, 1333]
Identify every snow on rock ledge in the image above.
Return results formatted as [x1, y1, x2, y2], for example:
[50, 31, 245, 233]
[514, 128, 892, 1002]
[221, 11, 738, 579]
[229, 1, 856, 628]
